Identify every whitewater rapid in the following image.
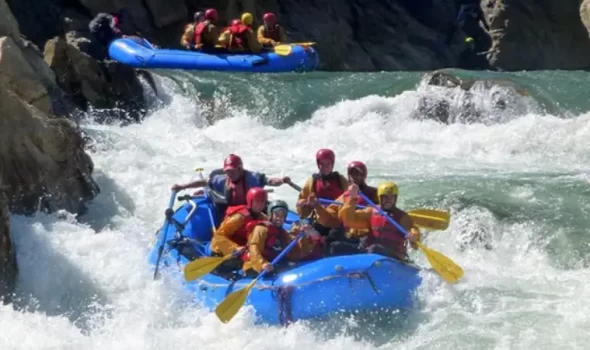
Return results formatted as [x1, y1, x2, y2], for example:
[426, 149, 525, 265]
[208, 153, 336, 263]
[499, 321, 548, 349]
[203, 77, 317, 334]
[3, 73, 590, 349]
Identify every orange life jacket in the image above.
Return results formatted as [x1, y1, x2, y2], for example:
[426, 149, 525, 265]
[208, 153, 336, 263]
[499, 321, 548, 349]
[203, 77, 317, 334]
[224, 205, 263, 247]
[228, 23, 250, 49]
[241, 222, 284, 262]
[312, 172, 344, 200]
[369, 208, 407, 258]
[194, 20, 210, 47]
[262, 24, 281, 42]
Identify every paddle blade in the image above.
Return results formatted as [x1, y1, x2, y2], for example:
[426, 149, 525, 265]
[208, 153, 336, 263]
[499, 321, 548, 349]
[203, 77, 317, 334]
[417, 242, 464, 283]
[215, 280, 256, 323]
[409, 209, 450, 231]
[183, 256, 227, 282]
[274, 45, 292, 56]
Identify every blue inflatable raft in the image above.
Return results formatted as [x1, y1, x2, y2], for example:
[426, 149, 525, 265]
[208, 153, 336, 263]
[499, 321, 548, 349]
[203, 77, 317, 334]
[108, 38, 320, 73]
[147, 192, 422, 325]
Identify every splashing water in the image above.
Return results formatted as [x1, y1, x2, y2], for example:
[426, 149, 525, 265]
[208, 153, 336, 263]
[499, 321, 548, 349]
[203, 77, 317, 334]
[4, 70, 590, 349]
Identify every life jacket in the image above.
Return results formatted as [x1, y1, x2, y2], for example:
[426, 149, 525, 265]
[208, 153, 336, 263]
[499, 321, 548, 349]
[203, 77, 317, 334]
[341, 185, 378, 206]
[209, 170, 266, 207]
[241, 222, 284, 262]
[224, 205, 264, 247]
[312, 172, 344, 200]
[228, 23, 250, 49]
[194, 20, 211, 47]
[369, 208, 407, 258]
[262, 24, 281, 42]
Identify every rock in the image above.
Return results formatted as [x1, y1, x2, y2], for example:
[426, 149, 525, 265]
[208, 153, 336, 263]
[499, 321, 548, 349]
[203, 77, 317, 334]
[253, 0, 456, 71]
[5, 0, 64, 48]
[78, 0, 116, 15]
[44, 35, 147, 122]
[113, 0, 155, 35]
[0, 0, 20, 42]
[484, 0, 590, 70]
[0, 36, 55, 114]
[0, 81, 99, 215]
[0, 189, 16, 304]
[415, 69, 533, 124]
[144, 0, 187, 28]
[581, 0, 590, 39]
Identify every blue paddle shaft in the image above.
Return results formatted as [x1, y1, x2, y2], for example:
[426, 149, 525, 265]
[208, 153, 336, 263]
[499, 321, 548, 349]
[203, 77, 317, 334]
[318, 198, 367, 209]
[359, 193, 409, 238]
[252, 231, 307, 282]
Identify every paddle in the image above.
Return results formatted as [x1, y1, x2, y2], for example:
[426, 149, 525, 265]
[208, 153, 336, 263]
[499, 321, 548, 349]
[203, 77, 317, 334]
[358, 192, 464, 283]
[184, 253, 236, 281]
[153, 191, 177, 280]
[318, 198, 450, 231]
[274, 44, 293, 56]
[274, 42, 317, 56]
[289, 42, 316, 46]
[286, 181, 302, 192]
[286, 182, 450, 230]
[215, 230, 307, 323]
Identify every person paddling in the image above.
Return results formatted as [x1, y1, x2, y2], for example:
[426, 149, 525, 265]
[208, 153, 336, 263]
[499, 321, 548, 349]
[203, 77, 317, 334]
[209, 187, 268, 276]
[336, 182, 421, 261]
[171, 153, 290, 216]
[257, 12, 287, 48]
[322, 161, 379, 253]
[241, 200, 320, 276]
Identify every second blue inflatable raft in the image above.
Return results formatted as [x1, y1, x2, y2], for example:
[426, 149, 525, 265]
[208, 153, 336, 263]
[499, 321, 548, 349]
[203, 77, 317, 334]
[108, 38, 320, 73]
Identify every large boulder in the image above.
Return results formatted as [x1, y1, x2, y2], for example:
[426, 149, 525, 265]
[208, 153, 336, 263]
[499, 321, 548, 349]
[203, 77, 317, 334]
[0, 81, 99, 215]
[0, 0, 20, 42]
[0, 36, 56, 115]
[224, 0, 456, 71]
[0, 189, 16, 304]
[581, 0, 590, 39]
[145, 0, 187, 28]
[5, 0, 64, 48]
[44, 34, 146, 122]
[484, 0, 590, 70]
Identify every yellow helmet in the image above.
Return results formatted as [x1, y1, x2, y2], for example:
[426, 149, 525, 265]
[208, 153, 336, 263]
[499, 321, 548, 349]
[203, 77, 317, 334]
[377, 181, 399, 198]
[241, 12, 253, 25]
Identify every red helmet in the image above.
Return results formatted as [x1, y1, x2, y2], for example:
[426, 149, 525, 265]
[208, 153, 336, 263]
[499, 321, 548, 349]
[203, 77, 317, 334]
[246, 187, 267, 208]
[347, 161, 367, 179]
[263, 12, 277, 25]
[230, 18, 241, 26]
[316, 148, 335, 164]
[204, 8, 218, 21]
[223, 154, 243, 171]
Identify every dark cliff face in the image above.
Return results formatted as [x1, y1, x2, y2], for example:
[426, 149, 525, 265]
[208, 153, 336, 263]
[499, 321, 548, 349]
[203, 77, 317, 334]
[6, 0, 590, 71]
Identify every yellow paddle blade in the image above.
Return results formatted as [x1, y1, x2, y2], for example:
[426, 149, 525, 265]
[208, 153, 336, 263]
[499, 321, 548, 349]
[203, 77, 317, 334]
[274, 44, 292, 56]
[183, 255, 231, 282]
[215, 279, 257, 323]
[409, 209, 450, 231]
[416, 242, 464, 283]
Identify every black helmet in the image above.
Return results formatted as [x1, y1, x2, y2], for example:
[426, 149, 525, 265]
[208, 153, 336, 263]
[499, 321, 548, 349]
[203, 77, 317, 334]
[193, 11, 204, 22]
[267, 200, 289, 218]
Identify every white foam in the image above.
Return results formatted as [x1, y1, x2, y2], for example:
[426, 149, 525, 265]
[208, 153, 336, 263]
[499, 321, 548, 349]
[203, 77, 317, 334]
[4, 74, 590, 349]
